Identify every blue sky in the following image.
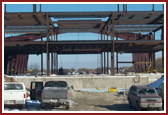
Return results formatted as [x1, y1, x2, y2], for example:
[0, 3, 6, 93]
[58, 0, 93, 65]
[4, 3, 163, 69]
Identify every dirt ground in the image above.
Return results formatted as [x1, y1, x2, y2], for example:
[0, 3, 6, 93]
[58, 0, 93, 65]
[4, 76, 133, 111]
[4, 75, 16, 82]
[69, 90, 133, 111]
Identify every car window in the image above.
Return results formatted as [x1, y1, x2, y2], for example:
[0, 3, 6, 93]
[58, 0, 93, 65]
[32, 82, 36, 89]
[45, 81, 67, 87]
[138, 88, 156, 95]
[4, 84, 23, 90]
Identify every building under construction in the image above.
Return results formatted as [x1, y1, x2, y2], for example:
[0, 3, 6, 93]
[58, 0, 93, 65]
[4, 4, 164, 76]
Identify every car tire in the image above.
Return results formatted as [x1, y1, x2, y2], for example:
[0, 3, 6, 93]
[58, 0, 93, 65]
[158, 107, 162, 111]
[128, 99, 133, 108]
[136, 102, 141, 111]
[22, 104, 26, 109]
[41, 103, 46, 109]
[65, 102, 70, 109]
[162, 101, 164, 110]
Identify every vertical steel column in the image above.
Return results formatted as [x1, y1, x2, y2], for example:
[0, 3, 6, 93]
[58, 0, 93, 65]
[11, 56, 16, 75]
[101, 32, 103, 74]
[53, 32, 56, 74]
[51, 26, 53, 74]
[7, 56, 12, 75]
[23, 55, 27, 74]
[104, 30, 106, 74]
[39, 4, 41, 12]
[25, 55, 29, 74]
[56, 34, 58, 41]
[56, 34, 58, 74]
[51, 54, 53, 74]
[111, 12, 115, 75]
[116, 34, 118, 73]
[4, 54, 8, 74]
[117, 4, 119, 12]
[56, 53, 58, 74]
[41, 33, 43, 73]
[19, 55, 23, 74]
[5, 4, 6, 13]
[21, 55, 25, 74]
[152, 4, 154, 11]
[33, 4, 36, 12]
[106, 26, 109, 74]
[162, 15, 164, 73]
[152, 32, 156, 70]
[101, 52, 103, 74]
[46, 13, 50, 76]
[15, 55, 20, 75]
[123, 4, 127, 12]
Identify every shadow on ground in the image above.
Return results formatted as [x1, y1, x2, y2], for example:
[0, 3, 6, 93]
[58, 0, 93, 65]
[95, 104, 134, 111]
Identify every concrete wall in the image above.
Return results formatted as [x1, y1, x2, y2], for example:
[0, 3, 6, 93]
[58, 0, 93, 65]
[9, 73, 163, 90]
[13, 76, 149, 90]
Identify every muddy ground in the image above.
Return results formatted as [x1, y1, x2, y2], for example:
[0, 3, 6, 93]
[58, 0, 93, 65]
[69, 90, 134, 111]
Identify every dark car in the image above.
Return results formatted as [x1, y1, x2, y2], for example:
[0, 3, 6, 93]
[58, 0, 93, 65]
[127, 85, 162, 111]
[157, 81, 164, 109]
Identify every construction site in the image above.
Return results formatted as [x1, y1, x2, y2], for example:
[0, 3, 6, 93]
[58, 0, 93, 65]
[3, 4, 165, 112]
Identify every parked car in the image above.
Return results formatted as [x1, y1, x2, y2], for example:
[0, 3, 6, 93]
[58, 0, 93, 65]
[30, 81, 70, 109]
[127, 85, 162, 111]
[4, 82, 27, 108]
[157, 81, 164, 110]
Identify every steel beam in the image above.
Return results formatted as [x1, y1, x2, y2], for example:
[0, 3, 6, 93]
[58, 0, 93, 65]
[25, 55, 29, 74]
[15, 55, 19, 75]
[22, 54, 26, 74]
[46, 13, 50, 76]
[5, 4, 6, 13]
[116, 34, 118, 73]
[107, 27, 109, 74]
[117, 4, 119, 12]
[41, 33, 43, 73]
[152, 4, 154, 11]
[39, 4, 41, 12]
[162, 15, 164, 72]
[111, 12, 115, 75]
[152, 32, 156, 70]
[101, 52, 103, 74]
[18, 55, 23, 74]
[103, 30, 106, 74]
[33, 4, 36, 13]
[7, 56, 12, 75]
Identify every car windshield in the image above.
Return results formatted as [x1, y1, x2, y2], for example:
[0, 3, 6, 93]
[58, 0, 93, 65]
[138, 88, 156, 95]
[4, 84, 23, 90]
